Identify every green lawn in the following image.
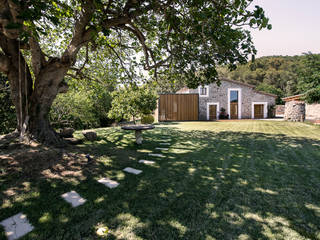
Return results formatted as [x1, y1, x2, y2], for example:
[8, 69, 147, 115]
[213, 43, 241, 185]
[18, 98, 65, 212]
[1, 121, 320, 240]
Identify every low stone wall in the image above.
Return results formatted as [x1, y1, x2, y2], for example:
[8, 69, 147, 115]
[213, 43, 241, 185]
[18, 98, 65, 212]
[306, 103, 320, 120]
[284, 101, 305, 121]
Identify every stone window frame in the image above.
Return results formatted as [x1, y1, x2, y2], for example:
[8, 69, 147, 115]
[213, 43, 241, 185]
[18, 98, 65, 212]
[251, 102, 268, 119]
[199, 85, 209, 97]
[227, 88, 242, 119]
[207, 102, 220, 120]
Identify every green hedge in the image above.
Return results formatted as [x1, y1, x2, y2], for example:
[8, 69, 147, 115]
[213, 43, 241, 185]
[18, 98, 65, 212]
[141, 115, 154, 124]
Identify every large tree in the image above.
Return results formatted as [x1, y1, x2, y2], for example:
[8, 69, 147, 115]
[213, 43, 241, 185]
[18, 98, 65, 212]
[0, 0, 270, 145]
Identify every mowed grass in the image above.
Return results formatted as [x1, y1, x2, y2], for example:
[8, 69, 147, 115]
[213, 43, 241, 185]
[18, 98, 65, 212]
[1, 120, 320, 239]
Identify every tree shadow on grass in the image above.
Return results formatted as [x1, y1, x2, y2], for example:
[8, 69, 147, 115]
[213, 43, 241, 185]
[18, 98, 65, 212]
[0, 127, 320, 239]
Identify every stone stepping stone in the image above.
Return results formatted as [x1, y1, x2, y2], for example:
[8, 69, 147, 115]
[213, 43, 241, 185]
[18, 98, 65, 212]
[159, 143, 171, 145]
[61, 191, 86, 207]
[148, 153, 165, 158]
[98, 178, 119, 189]
[0, 213, 34, 240]
[139, 160, 155, 165]
[155, 147, 169, 151]
[123, 167, 142, 175]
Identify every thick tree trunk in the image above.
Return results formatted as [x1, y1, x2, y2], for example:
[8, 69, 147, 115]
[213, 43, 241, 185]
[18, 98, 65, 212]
[0, 37, 32, 131]
[5, 52, 68, 146]
[1, 0, 91, 146]
[27, 102, 64, 146]
[24, 62, 69, 146]
[0, 37, 65, 146]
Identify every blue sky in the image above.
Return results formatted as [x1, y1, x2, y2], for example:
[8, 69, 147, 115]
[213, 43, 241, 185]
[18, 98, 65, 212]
[249, 0, 320, 57]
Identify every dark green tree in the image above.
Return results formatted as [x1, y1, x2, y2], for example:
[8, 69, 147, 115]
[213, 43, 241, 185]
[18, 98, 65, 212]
[298, 52, 320, 92]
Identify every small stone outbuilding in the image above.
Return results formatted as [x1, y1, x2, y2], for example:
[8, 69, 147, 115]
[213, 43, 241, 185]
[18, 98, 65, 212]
[283, 94, 320, 122]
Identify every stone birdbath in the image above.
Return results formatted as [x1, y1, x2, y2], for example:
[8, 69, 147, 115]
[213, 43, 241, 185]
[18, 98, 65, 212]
[121, 124, 155, 144]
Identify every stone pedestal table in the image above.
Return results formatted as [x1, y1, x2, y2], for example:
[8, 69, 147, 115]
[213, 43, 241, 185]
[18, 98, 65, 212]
[121, 125, 155, 144]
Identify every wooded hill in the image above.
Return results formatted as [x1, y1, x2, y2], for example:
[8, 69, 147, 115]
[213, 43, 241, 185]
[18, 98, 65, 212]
[218, 54, 320, 103]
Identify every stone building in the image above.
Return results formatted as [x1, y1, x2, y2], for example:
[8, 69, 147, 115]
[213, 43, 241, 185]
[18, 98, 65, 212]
[283, 94, 320, 122]
[172, 78, 276, 120]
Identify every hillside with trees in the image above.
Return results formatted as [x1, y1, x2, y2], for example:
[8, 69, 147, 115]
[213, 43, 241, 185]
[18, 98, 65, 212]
[218, 53, 320, 104]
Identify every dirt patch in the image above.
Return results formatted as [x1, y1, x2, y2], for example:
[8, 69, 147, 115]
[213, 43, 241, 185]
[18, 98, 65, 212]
[0, 133, 90, 196]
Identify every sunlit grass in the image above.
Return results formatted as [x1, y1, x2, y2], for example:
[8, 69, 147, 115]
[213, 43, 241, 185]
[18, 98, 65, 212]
[0, 121, 320, 239]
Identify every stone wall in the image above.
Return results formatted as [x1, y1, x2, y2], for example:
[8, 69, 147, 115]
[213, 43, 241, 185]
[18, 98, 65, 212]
[188, 80, 276, 120]
[306, 103, 320, 120]
[284, 101, 305, 121]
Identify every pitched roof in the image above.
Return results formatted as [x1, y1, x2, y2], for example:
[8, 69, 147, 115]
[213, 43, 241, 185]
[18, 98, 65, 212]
[282, 94, 305, 102]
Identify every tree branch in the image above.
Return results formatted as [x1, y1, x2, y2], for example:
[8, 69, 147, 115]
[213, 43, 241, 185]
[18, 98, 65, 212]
[0, 0, 21, 39]
[61, 1, 95, 65]
[78, 43, 89, 73]
[105, 42, 133, 81]
[29, 37, 46, 78]
[121, 24, 171, 70]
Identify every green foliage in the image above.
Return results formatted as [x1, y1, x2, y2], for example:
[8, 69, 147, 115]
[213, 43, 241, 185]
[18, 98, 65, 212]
[219, 54, 320, 97]
[141, 115, 155, 124]
[108, 85, 157, 122]
[219, 107, 229, 119]
[297, 53, 320, 92]
[0, 74, 16, 134]
[303, 87, 320, 104]
[50, 86, 112, 130]
[50, 90, 98, 130]
[267, 105, 276, 118]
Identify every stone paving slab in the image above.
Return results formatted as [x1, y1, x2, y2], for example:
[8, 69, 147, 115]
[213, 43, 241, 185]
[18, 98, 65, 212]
[155, 147, 169, 151]
[148, 153, 165, 158]
[139, 160, 155, 165]
[123, 167, 142, 175]
[98, 178, 119, 189]
[61, 191, 86, 207]
[159, 139, 171, 142]
[0, 213, 34, 240]
[159, 143, 171, 145]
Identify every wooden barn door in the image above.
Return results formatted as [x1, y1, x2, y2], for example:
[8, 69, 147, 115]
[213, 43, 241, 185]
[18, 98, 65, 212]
[254, 104, 264, 119]
[209, 105, 217, 120]
[159, 94, 198, 121]
[230, 103, 238, 119]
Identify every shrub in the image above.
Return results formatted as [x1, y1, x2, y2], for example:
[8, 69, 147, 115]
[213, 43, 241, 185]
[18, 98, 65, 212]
[50, 90, 99, 130]
[267, 105, 276, 118]
[0, 74, 16, 134]
[141, 115, 154, 124]
[219, 107, 229, 119]
[303, 87, 320, 104]
[108, 85, 157, 122]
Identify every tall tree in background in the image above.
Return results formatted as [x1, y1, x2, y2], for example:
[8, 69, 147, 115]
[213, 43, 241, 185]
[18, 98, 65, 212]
[298, 52, 320, 92]
[0, 0, 270, 145]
